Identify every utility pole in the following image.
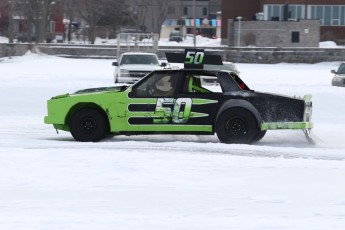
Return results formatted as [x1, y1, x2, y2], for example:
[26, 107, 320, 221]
[193, 0, 196, 47]
[236, 16, 242, 47]
[8, 0, 14, 43]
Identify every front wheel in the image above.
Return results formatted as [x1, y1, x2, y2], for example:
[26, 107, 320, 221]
[252, 130, 267, 143]
[216, 108, 259, 144]
[69, 108, 109, 142]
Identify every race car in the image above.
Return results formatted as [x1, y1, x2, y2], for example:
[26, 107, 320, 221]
[44, 49, 313, 144]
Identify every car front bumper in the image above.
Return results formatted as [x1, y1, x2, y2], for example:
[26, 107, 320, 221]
[332, 77, 345, 87]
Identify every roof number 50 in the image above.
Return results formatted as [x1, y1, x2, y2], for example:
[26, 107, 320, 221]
[185, 51, 204, 65]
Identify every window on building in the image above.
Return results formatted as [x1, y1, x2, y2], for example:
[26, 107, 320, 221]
[264, 4, 305, 21]
[203, 7, 207, 16]
[332, 6, 340, 25]
[288, 5, 305, 20]
[183, 7, 188, 16]
[324, 6, 332, 25]
[340, 6, 345, 25]
[307, 5, 345, 26]
[291, 31, 300, 43]
[49, 21, 55, 33]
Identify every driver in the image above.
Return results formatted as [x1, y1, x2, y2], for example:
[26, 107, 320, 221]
[152, 74, 174, 96]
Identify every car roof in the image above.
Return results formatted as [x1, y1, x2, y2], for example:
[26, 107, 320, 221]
[121, 52, 157, 56]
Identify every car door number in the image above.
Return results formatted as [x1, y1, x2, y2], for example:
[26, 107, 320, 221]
[154, 98, 192, 124]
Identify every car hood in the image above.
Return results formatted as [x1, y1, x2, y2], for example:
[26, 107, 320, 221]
[73, 86, 128, 95]
[51, 86, 128, 99]
[334, 74, 345, 77]
[119, 64, 161, 71]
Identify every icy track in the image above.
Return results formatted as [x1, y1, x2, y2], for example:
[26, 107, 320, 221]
[1, 52, 345, 229]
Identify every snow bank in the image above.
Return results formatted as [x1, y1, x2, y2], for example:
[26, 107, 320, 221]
[0, 36, 9, 43]
[319, 41, 344, 48]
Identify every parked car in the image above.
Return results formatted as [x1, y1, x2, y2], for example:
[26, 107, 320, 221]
[169, 30, 183, 43]
[112, 52, 166, 84]
[331, 62, 345, 87]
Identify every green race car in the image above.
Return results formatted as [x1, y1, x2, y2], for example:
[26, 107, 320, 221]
[45, 50, 313, 144]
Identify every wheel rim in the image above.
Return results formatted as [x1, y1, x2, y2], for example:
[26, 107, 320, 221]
[225, 116, 248, 137]
[80, 116, 97, 134]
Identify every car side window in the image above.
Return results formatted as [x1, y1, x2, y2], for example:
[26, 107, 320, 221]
[131, 72, 179, 97]
[181, 73, 222, 93]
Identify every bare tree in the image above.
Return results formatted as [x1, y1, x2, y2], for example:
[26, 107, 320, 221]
[36, 0, 56, 43]
[9, 0, 59, 43]
[126, 0, 168, 33]
[132, 0, 150, 31]
[76, 0, 128, 44]
[154, 0, 168, 34]
[63, 0, 78, 42]
[75, 0, 106, 44]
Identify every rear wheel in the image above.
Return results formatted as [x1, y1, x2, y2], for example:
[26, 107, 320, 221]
[69, 108, 109, 142]
[216, 108, 259, 144]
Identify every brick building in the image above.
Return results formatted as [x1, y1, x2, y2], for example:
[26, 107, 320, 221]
[222, 0, 345, 45]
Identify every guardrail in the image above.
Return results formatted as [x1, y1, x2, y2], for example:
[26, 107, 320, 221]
[1, 43, 344, 64]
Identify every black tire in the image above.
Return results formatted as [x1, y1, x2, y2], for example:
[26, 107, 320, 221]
[252, 130, 267, 143]
[216, 108, 259, 144]
[69, 108, 109, 142]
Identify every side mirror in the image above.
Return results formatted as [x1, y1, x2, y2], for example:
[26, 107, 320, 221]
[160, 62, 167, 67]
[112, 62, 118, 66]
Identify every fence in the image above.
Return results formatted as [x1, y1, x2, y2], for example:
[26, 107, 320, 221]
[116, 33, 159, 58]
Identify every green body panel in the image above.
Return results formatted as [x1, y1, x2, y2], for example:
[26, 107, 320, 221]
[45, 90, 128, 131]
[44, 89, 215, 133]
[261, 122, 314, 130]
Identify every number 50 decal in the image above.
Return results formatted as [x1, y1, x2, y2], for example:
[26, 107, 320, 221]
[154, 98, 192, 124]
[185, 51, 205, 65]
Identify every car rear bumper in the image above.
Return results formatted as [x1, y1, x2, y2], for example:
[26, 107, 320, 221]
[261, 94, 313, 131]
[261, 121, 313, 130]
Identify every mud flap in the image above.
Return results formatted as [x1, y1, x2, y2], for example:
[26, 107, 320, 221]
[303, 128, 315, 145]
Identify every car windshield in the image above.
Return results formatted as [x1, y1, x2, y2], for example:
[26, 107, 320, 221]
[170, 31, 180, 36]
[337, 63, 345, 74]
[120, 55, 159, 65]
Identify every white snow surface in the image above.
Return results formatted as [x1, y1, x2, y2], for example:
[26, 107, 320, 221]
[1, 52, 345, 229]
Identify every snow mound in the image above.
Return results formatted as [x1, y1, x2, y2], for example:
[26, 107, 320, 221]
[319, 41, 340, 48]
[0, 36, 9, 43]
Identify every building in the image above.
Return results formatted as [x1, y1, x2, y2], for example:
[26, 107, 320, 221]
[160, 0, 222, 39]
[222, 0, 345, 45]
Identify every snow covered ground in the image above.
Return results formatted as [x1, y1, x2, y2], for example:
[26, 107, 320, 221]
[1, 52, 345, 229]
